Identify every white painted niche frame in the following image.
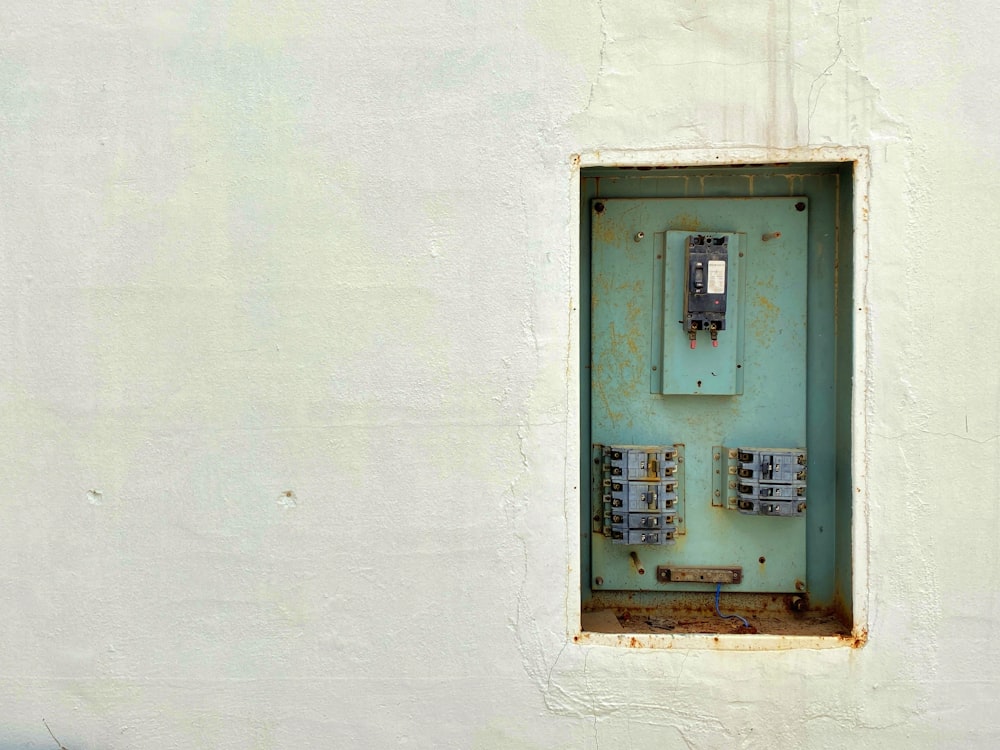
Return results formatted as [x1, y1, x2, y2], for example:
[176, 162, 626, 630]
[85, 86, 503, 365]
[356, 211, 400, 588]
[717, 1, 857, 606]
[565, 146, 871, 651]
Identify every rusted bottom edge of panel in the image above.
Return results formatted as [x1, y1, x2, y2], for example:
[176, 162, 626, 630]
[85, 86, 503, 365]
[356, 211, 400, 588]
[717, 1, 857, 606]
[581, 592, 853, 640]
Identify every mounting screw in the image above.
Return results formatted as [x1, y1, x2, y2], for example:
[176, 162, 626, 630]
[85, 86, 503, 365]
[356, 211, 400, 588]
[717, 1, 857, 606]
[790, 595, 808, 612]
[795, 201, 806, 212]
[714, 453, 721, 460]
[634, 231, 645, 242]
[795, 579, 806, 592]
[595, 577, 604, 586]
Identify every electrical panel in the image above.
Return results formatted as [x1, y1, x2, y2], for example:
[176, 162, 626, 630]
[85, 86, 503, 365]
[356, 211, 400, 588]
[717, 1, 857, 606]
[589, 196, 810, 594]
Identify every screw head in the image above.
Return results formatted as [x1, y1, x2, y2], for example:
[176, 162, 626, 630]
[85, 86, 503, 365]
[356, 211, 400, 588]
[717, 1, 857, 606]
[595, 577, 604, 586]
[634, 231, 645, 242]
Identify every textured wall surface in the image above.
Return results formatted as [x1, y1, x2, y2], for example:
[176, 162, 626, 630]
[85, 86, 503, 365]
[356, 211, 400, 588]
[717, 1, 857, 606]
[1, 1, 998, 748]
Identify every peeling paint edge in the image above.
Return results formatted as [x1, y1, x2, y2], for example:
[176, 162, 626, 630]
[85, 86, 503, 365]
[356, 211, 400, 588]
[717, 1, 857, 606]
[575, 145, 870, 169]
[849, 148, 872, 647]
[571, 629, 867, 651]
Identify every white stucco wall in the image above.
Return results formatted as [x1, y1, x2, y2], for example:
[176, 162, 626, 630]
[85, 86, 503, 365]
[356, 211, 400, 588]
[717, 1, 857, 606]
[1, 1, 997, 748]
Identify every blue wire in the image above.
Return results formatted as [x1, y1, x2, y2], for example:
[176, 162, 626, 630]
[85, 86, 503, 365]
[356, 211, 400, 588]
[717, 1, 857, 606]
[714, 583, 750, 628]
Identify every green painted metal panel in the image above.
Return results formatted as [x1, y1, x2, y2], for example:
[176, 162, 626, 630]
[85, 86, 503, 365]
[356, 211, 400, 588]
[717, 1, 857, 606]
[590, 197, 809, 593]
[653, 231, 745, 395]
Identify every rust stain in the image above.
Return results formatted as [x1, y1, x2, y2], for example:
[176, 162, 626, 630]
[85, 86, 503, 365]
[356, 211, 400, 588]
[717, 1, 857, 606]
[595, 222, 617, 244]
[592, 270, 614, 297]
[571, 626, 852, 648]
[669, 212, 702, 231]
[751, 293, 780, 345]
[624, 297, 643, 358]
[839, 627, 868, 648]
[591, 366, 622, 426]
[582, 591, 852, 639]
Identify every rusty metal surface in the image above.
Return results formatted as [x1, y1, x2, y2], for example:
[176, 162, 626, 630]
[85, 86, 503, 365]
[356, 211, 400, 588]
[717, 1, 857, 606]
[580, 593, 852, 640]
[659, 566, 743, 584]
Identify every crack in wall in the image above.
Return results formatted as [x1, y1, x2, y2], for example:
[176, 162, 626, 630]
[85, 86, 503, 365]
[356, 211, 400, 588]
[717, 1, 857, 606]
[807, 0, 844, 144]
[584, 0, 608, 114]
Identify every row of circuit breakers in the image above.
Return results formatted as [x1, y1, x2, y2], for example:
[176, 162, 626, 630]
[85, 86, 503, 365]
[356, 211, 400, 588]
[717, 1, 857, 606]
[598, 445, 807, 545]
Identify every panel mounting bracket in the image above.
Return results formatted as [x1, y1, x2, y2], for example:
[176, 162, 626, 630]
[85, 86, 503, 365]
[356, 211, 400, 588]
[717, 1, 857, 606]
[657, 566, 743, 584]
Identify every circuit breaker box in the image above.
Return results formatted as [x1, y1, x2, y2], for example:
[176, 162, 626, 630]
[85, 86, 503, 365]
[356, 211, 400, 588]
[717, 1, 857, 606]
[589, 196, 810, 593]
[581, 162, 858, 636]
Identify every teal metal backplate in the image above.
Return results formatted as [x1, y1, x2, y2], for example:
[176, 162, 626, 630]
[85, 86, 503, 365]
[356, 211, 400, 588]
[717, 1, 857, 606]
[590, 197, 809, 593]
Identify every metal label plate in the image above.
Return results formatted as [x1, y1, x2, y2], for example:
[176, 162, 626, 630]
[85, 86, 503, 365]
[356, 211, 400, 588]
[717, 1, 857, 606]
[658, 566, 743, 584]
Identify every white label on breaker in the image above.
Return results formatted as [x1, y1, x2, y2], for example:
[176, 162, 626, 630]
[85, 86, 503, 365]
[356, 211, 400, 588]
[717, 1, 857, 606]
[707, 260, 726, 294]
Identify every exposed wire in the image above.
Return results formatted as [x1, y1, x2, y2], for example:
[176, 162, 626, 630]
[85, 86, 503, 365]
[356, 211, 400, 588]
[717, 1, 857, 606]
[714, 583, 750, 628]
